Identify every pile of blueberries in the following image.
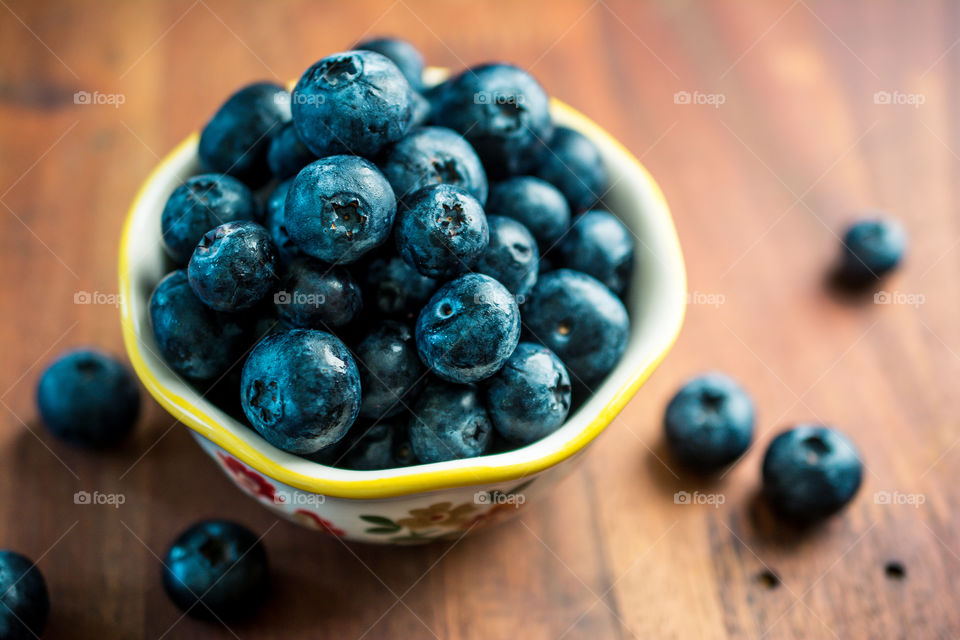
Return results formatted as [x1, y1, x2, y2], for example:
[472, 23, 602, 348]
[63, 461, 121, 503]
[149, 39, 634, 468]
[2, 37, 908, 636]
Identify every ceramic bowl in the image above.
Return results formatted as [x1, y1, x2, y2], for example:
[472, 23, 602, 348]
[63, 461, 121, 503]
[118, 74, 686, 543]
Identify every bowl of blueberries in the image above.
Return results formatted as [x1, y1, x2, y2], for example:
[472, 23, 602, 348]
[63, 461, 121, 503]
[118, 38, 686, 543]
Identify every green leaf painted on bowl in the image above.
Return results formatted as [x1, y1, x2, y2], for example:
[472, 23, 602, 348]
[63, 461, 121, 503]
[360, 515, 398, 527]
[365, 526, 402, 534]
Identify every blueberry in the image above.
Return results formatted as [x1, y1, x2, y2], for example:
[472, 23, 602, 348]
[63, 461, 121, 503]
[409, 90, 432, 127]
[149, 270, 247, 380]
[241, 329, 360, 454]
[36, 349, 140, 447]
[395, 184, 489, 278]
[340, 421, 405, 470]
[355, 321, 424, 419]
[432, 64, 553, 178]
[362, 254, 437, 320]
[0, 550, 49, 640]
[380, 126, 488, 204]
[762, 425, 863, 522]
[557, 210, 634, 298]
[263, 179, 302, 263]
[198, 82, 291, 188]
[292, 50, 414, 157]
[408, 380, 493, 462]
[161, 173, 258, 265]
[355, 37, 425, 91]
[273, 259, 362, 329]
[416, 273, 520, 383]
[391, 425, 419, 466]
[285, 155, 397, 264]
[486, 176, 571, 248]
[534, 126, 608, 213]
[483, 342, 571, 444]
[663, 372, 754, 471]
[187, 221, 280, 312]
[162, 520, 268, 620]
[266, 121, 316, 180]
[523, 269, 628, 387]
[839, 217, 906, 284]
[475, 215, 539, 297]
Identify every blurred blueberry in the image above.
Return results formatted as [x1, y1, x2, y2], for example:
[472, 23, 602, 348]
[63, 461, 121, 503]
[416, 273, 520, 383]
[486, 176, 570, 249]
[355, 37, 425, 91]
[557, 210, 634, 297]
[395, 184, 488, 278]
[36, 349, 140, 448]
[432, 64, 553, 178]
[266, 121, 316, 180]
[285, 155, 396, 264]
[483, 342, 571, 444]
[241, 329, 360, 454]
[380, 126, 487, 204]
[534, 126, 608, 213]
[663, 372, 754, 471]
[408, 380, 493, 463]
[161, 173, 258, 265]
[475, 215, 538, 297]
[292, 50, 414, 157]
[199, 82, 291, 188]
[839, 216, 906, 284]
[162, 520, 268, 620]
[0, 550, 49, 640]
[763, 424, 863, 523]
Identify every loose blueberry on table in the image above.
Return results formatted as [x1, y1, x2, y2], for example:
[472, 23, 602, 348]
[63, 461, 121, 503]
[663, 372, 754, 471]
[838, 216, 906, 285]
[37, 348, 140, 447]
[762, 424, 863, 523]
[0, 550, 49, 640]
[162, 520, 268, 620]
[145, 40, 632, 469]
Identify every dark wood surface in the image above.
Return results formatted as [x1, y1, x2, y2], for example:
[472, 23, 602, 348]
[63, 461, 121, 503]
[2, 1, 958, 637]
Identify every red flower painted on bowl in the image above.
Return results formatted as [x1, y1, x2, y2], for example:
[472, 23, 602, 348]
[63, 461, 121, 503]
[216, 451, 278, 503]
[294, 509, 346, 536]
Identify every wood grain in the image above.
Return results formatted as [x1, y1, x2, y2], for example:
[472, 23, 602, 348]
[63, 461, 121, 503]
[1, 0, 958, 637]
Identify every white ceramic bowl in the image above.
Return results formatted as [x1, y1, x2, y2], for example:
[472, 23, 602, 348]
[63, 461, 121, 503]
[118, 77, 686, 543]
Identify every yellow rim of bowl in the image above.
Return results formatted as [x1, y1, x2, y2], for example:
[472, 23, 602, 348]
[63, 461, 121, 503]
[118, 100, 686, 499]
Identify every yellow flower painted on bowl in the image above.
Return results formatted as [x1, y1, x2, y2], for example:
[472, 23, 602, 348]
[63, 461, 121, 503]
[396, 502, 478, 530]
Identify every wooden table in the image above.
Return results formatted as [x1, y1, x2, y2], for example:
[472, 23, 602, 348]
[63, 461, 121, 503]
[1, 1, 958, 637]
